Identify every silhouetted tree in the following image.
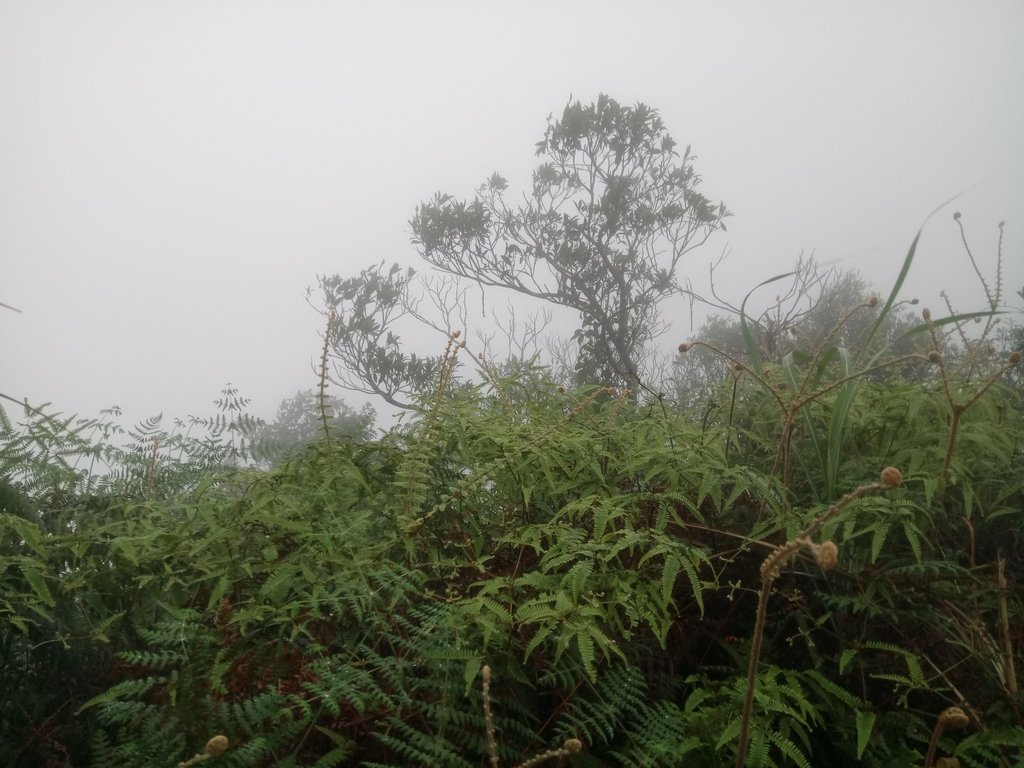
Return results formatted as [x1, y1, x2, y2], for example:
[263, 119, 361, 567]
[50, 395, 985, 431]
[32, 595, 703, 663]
[409, 94, 728, 392]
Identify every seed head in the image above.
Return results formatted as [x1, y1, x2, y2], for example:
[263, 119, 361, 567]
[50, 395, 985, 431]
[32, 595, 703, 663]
[928, 351, 942, 364]
[922, 307, 932, 321]
[880, 466, 903, 488]
[205, 735, 230, 756]
[1009, 351, 1022, 365]
[678, 342, 690, 353]
[816, 541, 839, 571]
[953, 211, 961, 221]
[867, 296, 879, 307]
[939, 707, 970, 729]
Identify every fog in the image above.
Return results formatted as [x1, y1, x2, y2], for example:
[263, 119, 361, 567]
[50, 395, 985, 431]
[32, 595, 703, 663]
[2, 1, 1021, 429]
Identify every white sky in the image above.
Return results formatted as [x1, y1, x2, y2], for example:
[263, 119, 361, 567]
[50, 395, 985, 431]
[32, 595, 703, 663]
[2, 1, 1022, 427]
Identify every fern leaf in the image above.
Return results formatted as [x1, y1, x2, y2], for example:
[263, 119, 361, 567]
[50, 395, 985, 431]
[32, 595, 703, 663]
[768, 729, 813, 768]
[77, 677, 162, 714]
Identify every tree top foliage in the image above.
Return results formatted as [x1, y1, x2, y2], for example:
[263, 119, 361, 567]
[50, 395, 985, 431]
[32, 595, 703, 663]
[316, 94, 731, 412]
[409, 94, 729, 391]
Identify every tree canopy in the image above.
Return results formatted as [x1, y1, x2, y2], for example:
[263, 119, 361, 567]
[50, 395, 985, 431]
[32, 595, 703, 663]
[317, 95, 730, 410]
[257, 389, 375, 466]
[410, 94, 729, 391]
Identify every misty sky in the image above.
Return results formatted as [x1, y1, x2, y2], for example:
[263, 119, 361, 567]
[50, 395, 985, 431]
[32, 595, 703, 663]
[2, 1, 1022, 429]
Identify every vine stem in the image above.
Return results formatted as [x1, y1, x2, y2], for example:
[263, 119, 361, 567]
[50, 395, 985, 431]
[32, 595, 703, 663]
[735, 574, 773, 767]
[940, 405, 963, 489]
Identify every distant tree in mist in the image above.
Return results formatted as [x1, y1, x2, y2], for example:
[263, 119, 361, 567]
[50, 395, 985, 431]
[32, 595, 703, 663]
[258, 389, 375, 465]
[410, 93, 729, 393]
[316, 94, 728, 407]
[669, 257, 929, 411]
[315, 264, 445, 410]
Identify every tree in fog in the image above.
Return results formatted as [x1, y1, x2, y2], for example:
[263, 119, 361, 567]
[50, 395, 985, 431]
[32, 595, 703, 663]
[410, 94, 729, 393]
[316, 95, 729, 409]
[669, 257, 927, 411]
[258, 389, 375, 465]
[315, 264, 443, 410]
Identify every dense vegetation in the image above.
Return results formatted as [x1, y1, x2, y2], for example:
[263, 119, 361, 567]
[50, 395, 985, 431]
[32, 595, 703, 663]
[2, 97, 1022, 767]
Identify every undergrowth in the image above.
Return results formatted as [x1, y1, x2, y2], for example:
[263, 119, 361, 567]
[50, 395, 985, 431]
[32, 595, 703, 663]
[2, 221, 1022, 767]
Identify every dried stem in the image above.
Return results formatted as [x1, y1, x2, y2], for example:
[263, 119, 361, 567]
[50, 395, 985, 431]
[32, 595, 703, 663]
[735, 469, 901, 768]
[145, 437, 159, 499]
[482, 665, 499, 768]
[482, 663, 582, 768]
[318, 309, 336, 444]
[924, 707, 969, 767]
[924, 308, 1023, 490]
[514, 740, 582, 768]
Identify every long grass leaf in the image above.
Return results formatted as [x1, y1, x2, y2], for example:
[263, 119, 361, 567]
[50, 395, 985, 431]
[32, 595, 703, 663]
[825, 347, 854, 499]
[899, 310, 1007, 339]
[783, 351, 824, 500]
[740, 271, 794, 372]
[859, 190, 973, 365]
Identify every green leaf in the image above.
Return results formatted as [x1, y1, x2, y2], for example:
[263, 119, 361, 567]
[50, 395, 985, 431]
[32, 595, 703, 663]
[462, 656, 483, 695]
[660, 553, 682, 607]
[681, 551, 705, 616]
[824, 347, 855, 500]
[0, 513, 45, 554]
[76, 676, 161, 714]
[740, 271, 794, 371]
[767, 730, 812, 768]
[7, 615, 31, 634]
[521, 483, 533, 509]
[900, 309, 1007, 338]
[523, 624, 555, 659]
[566, 559, 593, 602]
[859, 188, 970, 364]
[312, 726, 356, 767]
[901, 519, 922, 562]
[19, 564, 55, 608]
[206, 574, 231, 611]
[576, 629, 597, 682]
[855, 710, 876, 759]
[870, 520, 891, 563]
